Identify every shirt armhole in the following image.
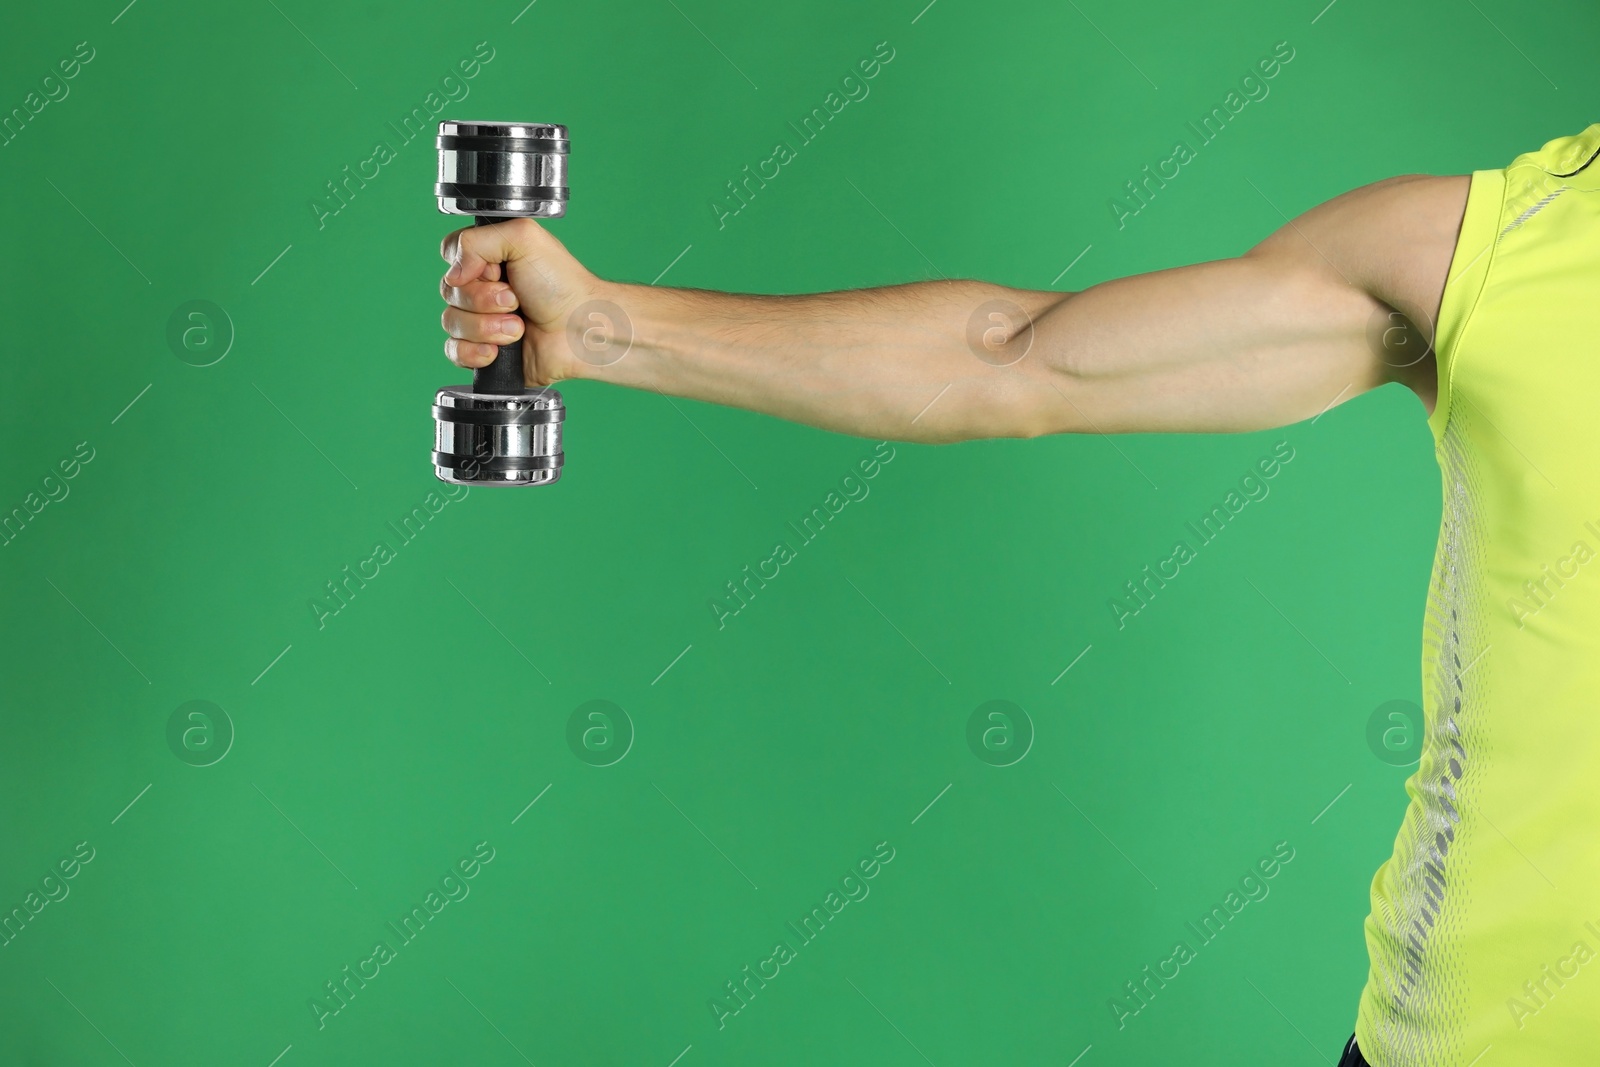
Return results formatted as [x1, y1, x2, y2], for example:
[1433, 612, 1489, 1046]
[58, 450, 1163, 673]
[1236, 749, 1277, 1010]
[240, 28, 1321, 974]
[1427, 167, 1506, 443]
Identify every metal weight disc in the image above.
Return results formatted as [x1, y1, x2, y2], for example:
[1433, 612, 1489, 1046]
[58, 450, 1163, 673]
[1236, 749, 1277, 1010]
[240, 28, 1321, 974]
[432, 385, 565, 486]
[436, 121, 569, 218]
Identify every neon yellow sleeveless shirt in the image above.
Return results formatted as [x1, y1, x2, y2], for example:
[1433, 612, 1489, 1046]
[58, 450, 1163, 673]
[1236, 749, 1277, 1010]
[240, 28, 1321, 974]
[1356, 123, 1600, 1065]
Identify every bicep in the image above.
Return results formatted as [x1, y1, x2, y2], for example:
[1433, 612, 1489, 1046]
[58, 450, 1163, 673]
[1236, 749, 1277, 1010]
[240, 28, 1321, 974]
[1019, 254, 1386, 434]
[1014, 175, 1466, 436]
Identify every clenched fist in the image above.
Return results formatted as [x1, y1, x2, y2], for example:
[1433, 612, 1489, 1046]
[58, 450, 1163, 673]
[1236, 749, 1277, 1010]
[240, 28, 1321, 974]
[438, 217, 606, 387]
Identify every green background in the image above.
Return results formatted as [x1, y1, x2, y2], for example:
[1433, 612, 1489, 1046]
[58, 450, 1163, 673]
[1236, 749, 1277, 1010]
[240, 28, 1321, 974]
[0, 0, 1589, 1063]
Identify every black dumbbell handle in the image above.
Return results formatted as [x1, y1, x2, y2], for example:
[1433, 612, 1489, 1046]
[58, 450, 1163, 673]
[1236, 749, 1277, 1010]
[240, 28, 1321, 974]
[472, 215, 527, 395]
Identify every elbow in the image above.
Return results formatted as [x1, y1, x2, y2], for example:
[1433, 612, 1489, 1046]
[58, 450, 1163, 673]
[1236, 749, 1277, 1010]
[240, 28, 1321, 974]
[941, 382, 1069, 443]
[1011, 409, 1065, 441]
[1001, 361, 1082, 440]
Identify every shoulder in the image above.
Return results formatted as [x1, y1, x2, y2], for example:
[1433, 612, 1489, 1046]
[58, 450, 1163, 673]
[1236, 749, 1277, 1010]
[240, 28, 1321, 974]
[1249, 174, 1471, 321]
[1248, 173, 1473, 409]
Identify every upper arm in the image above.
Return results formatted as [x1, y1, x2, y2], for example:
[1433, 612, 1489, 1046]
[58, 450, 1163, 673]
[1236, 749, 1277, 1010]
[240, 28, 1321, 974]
[1016, 174, 1472, 435]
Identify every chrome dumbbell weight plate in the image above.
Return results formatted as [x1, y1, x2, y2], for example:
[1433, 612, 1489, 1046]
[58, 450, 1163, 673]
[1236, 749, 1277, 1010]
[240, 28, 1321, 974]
[432, 386, 565, 486]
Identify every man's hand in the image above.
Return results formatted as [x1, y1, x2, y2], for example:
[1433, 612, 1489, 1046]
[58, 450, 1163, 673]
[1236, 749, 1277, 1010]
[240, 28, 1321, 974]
[439, 217, 600, 387]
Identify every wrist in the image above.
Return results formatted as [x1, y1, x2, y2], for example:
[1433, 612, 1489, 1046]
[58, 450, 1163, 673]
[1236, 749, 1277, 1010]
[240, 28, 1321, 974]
[558, 279, 679, 389]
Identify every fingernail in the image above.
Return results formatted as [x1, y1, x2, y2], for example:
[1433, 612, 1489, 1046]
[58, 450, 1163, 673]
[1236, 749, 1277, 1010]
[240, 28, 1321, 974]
[503, 318, 521, 337]
[495, 288, 516, 308]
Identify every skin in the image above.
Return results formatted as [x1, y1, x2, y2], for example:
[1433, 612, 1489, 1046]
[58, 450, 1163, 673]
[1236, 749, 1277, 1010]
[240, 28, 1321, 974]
[439, 173, 1471, 444]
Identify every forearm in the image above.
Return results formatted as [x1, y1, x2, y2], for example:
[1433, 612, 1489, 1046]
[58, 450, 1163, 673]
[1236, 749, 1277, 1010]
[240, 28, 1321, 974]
[570, 278, 1070, 443]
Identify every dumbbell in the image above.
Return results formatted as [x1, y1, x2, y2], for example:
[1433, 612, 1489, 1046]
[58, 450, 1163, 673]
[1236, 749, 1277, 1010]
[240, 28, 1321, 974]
[432, 120, 569, 486]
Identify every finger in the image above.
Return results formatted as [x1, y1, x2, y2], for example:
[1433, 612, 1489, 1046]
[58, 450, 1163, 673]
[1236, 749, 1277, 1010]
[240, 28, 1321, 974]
[439, 227, 473, 285]
[445, 337, 499, 369]
[442, 306, 525, 345]
[440, 275, 519, 312]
